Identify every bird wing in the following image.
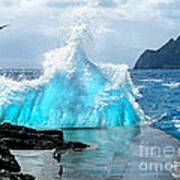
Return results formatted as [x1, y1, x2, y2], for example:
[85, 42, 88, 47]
[0, 24, 9, 30]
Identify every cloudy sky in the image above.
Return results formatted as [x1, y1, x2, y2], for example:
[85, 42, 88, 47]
[0, 0, 179, 68]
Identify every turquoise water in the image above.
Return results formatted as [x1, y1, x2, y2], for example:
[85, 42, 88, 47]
[61, 126, 140, 179]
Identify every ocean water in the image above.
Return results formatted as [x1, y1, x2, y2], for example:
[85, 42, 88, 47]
[7, 68, 180, 180]
[130, 69, 180, 139]
[0, 68, 179, 138]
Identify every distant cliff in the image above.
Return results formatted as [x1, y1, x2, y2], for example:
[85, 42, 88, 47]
[134, 36, 180, 69]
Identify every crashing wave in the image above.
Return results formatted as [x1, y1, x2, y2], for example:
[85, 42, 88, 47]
[0, 22, 145, 129]
[0, 42, 144, 128]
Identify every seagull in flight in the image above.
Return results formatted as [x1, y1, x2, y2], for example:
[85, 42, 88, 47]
[0, 24, 9, 30]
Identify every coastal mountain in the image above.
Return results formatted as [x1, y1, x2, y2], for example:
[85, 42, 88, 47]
[134, 36, 180, 69]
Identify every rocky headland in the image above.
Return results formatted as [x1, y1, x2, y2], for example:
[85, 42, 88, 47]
[134, 36, 180, 69]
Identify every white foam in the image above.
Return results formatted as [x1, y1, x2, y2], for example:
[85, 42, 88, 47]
[163, 82, 180, 88]
[139, 79, 163, 82]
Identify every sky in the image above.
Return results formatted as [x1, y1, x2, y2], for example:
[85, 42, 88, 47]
[0, 0, 179, 68]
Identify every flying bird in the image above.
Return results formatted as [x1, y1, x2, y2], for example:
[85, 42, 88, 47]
[0, 24, 9, 30]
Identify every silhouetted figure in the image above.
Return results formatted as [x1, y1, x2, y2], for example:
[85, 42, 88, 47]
[53, 149, 64, 177]
[0, 24, 9, 30]
[59, 165, 63, 177]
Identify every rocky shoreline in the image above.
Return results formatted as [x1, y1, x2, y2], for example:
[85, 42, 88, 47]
[0, 123, 89, 179]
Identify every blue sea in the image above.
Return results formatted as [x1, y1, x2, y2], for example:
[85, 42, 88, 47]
[1, 68, 180, 179]
[131, 69, 180, 139]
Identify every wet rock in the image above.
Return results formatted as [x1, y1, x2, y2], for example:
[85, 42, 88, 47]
[0, 123, 63, 150]
[54, 141, 90, 158]
[56, 141, 90, 152]
[0, 173, 35, 180]
[0, 141, 20, 173]
[0, 123, 90, 151]
[67, 141, 90, 151]
[0, 140, 35, 179]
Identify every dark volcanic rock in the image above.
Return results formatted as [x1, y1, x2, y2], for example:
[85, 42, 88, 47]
[0, 141, 20, 172]
[0, 173, 35, 180]
[0, 141, 35, 179]
[66, 141, 90, 151]
[0, 123, 63, 150]
[0, 123, 89, 151]
[54, 141, 90, 154]
[134, 36, 180, 69]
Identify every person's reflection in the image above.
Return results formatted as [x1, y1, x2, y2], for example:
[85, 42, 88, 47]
[53, 150, 63, 178]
